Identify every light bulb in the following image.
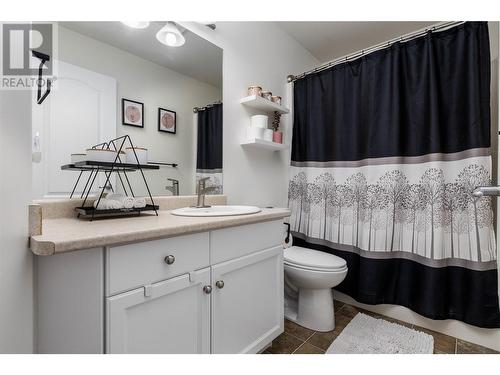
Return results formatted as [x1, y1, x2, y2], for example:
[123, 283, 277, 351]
[156, 22, 185, 47]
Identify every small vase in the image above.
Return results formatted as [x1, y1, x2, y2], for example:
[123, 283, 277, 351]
[272, 131, 283, 144]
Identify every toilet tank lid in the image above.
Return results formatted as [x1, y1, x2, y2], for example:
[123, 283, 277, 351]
[284, 246, 347, 270]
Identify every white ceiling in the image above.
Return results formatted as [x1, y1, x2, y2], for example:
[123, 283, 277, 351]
[60, 22, 222, 88]
[277, 22, 437, 62]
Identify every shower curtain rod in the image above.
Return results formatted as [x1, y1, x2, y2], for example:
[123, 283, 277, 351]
[193, 101, 222, 113]
[286, 21, 465, 83]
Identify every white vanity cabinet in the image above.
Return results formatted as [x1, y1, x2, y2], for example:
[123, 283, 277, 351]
[35, 219, 285, 354]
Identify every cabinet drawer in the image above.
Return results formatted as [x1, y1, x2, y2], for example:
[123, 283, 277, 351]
[106, 233, 209, 296]
[210, 220, 285, 264]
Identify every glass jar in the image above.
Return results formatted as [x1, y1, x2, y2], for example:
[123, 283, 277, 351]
[271, 96, 282, 105]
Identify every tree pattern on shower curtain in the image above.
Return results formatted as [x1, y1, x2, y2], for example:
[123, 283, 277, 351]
[288, 163, 496, 262]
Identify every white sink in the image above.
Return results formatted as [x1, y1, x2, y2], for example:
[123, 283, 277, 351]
[171, 205, 261, 217]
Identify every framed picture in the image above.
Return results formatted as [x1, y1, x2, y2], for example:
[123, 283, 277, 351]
[158, 107, 176, 134]
[122, 98, 144, 128]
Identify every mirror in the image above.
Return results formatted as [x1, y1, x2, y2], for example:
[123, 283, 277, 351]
[32, 21, 222, 199]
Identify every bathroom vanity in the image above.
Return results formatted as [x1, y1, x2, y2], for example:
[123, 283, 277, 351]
[30, 197, 289, 354]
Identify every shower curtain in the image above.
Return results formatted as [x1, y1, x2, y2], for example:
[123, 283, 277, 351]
[288, 22, 500, 328]
[196, 103, 223, 194]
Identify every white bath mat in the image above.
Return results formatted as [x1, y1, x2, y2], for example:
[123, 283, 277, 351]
[326, 313, 434, 354]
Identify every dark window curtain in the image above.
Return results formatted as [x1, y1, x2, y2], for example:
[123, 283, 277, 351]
[197, 103, 223, 172]
[289, 22, 500, 328]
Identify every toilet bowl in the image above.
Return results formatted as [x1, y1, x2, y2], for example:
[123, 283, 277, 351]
[284, 242, 348, 332]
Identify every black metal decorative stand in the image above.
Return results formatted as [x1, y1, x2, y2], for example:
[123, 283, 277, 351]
[61, 135, 177, 221]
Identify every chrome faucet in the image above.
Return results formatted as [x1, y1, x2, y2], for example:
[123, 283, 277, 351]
[165, 178, 179, 196]
[194, 177, 216, 208]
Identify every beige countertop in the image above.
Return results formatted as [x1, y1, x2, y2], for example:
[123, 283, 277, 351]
[30, 208, 291, 256]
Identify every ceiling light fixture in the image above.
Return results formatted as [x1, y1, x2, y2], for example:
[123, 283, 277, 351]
[156, 22, 185, 47]
[121, 21, 150, 29]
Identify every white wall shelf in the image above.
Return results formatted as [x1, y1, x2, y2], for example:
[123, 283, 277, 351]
[240, 95, 290, 114]
[240, 138, 288, 151]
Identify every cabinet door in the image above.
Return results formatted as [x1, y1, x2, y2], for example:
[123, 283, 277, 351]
[211, 246, 284, 354]
[107, 268, 210, 354]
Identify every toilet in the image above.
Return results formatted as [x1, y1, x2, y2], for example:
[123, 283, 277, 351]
[284, 238, 348, 332]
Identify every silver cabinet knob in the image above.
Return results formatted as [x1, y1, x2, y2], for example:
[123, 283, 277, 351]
[215, 280, 224, 289]
[203, 285, 212, 294]
[164, 255, 175, 265]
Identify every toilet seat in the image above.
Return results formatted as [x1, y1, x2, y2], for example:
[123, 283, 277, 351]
[284, 246, 347, 272]
[284, 262, 347, 273]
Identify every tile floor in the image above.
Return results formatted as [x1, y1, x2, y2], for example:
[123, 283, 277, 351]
[263, 301, 499, 354]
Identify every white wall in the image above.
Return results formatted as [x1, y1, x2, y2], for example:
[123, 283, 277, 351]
[57, 26, 222, 196]
[179, 22, 320, 207]
[0, 89, 34, 353]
